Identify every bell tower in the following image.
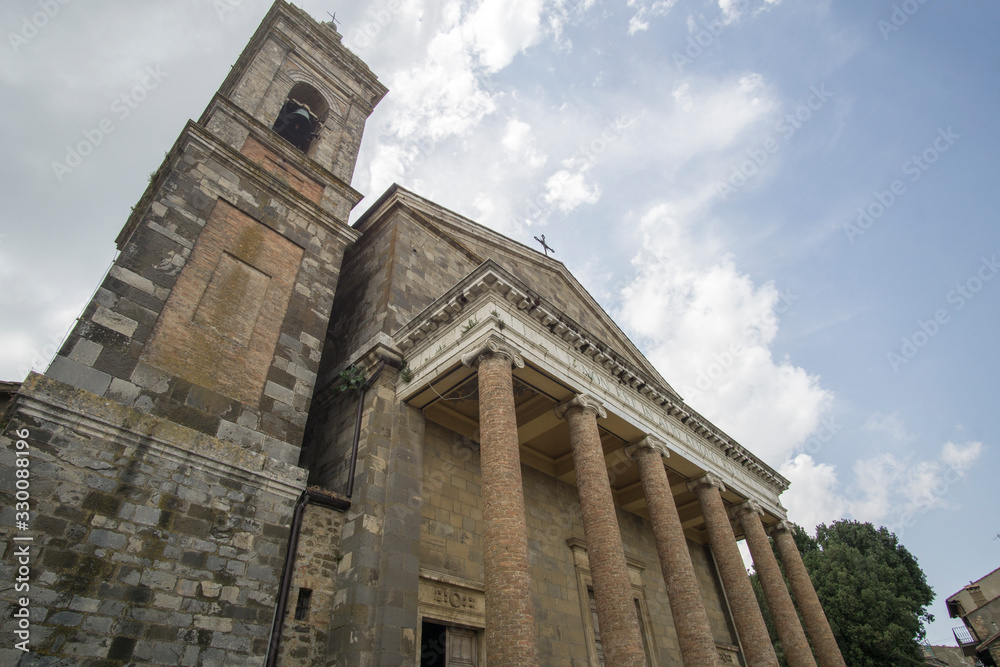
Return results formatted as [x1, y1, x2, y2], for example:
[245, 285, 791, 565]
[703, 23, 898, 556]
[46, 1, 386, 464]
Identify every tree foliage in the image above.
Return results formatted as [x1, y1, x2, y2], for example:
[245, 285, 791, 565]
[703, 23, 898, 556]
[750, 520, 934, 667]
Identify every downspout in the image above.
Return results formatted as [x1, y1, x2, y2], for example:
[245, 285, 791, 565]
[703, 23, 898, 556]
[345, 359, 386, 499]
[266, 488, 350, 667]
[266, 358, 389, 664]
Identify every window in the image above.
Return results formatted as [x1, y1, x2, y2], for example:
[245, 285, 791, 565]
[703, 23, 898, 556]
[293, 587, 312, 621]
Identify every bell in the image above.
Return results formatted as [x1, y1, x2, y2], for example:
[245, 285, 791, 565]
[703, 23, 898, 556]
[290, 107, 312, 122]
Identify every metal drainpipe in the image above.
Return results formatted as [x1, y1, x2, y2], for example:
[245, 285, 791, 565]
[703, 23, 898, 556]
[346, 359, 385, 499]
[266, 489, 350, 667]
[266, 359, 387, 664]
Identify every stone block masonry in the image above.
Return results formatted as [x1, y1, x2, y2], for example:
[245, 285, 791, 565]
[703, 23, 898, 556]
[46, 122, 354, 466]
[0, 373, 306, 665]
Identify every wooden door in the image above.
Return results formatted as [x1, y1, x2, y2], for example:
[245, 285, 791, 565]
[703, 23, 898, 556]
[446, 627, 478, 666]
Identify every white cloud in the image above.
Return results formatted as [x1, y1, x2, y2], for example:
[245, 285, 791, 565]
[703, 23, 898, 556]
[778, 454, 846, 532]
[463, 0, 545, 72]
[502, 118, 547, 168]
[618, 203, 832, 465]
[940, 441, 983, 472]
[543, 168, 602, 213]
[781, 441, 986, 534]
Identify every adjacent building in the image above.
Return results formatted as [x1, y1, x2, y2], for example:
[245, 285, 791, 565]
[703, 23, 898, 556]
[0, 3, 848, 665]
[947, 568, 1000, 667]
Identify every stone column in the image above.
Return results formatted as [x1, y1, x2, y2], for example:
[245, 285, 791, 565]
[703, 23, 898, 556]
[555, 395, 646, 667]
[689, 474, 778, 667]
[626, 436, 721, 666]
[462, 338, 539, 666]
[770, 522, 847, 667]
[734, 501, 816, 667]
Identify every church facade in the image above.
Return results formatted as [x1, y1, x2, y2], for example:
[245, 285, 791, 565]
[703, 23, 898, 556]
[0, 3, 846, 666]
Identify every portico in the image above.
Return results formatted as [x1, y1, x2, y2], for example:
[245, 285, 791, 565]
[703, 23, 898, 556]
[390, 258, 843, 666]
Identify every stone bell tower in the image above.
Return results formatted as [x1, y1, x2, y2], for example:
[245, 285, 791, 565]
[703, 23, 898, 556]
[0, 3, 385, 664]
[46, 1, 386, 463]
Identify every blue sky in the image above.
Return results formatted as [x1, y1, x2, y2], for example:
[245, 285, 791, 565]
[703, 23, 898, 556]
[1, 0, 998, 646]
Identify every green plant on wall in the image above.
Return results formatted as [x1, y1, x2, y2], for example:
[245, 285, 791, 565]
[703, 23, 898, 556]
[400, 363, 413, 383]
[337, 365, 366, 394]
[461, 318, 478, 335]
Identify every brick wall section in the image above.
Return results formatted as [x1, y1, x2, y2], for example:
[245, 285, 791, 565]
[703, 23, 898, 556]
[141, 199, 304, 406]
[771, 524, 847, 667]
[631, 441, 721, 666]
[473, 353, 540, 666]
[240, 135, 324, 204]
[557, 396, 646, 666]
[0, 373, 305, 665]
[691, 475, 779, 667]
[277, 501, 346, 665]
[736, 504, 816, 667]
[46, 127, 348, 466]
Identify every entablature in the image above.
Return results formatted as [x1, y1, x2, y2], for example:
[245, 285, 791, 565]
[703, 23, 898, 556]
[393, 261, 789, 520]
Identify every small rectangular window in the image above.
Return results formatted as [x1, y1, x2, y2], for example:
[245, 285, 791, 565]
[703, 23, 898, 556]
[294, 588, 312, 621]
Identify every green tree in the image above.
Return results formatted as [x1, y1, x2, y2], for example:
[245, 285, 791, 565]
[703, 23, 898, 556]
[750, 520, 933, 667]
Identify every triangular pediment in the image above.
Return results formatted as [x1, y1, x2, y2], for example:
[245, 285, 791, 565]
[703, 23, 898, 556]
[355, 184, 678, 399]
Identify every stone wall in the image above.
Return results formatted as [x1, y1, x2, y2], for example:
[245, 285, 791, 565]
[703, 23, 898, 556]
[0, 373, 305, 665]
[277, 501, 347, 665]
[320, 207, 480, 383]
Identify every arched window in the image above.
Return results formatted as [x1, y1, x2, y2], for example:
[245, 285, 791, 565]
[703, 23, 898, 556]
[272, 82, 329, 154]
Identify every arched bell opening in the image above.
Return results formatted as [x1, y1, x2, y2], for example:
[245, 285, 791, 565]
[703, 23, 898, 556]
[272, 82, 330, 154]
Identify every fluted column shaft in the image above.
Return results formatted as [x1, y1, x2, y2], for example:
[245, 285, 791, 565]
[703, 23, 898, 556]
[736, 502, 816, 667]
[629, 437, 721, 666]
[463, 340, 539, 666]
[690, 475, 778, 667]
[557, 395, 646, 666]
[771, 523, 847, 667]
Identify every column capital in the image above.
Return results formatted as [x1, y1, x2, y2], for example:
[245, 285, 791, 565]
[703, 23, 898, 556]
[554, 394, 607, 420]
[732, 498, 764, 520]
[461, 335, 524, 370]
[686, 472, 726, 495]
[768, 520, 796, 537]
[625, 435, 671, 461]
